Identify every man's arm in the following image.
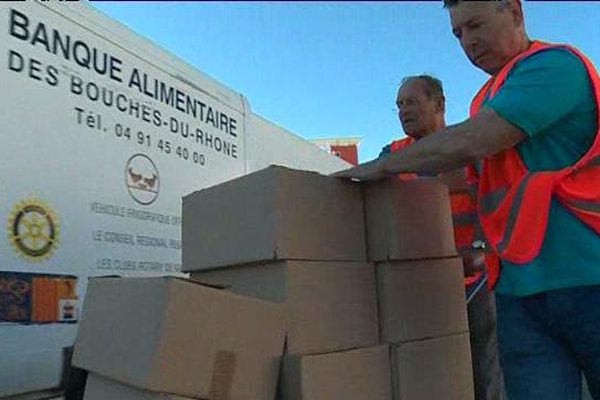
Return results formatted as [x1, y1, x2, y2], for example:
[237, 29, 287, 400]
[334, 107, 526, 181]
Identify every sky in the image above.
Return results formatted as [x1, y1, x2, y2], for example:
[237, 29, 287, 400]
[89, 1, 600, 162]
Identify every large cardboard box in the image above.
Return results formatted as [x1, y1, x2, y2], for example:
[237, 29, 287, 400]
[377, 258, 468, 343]
[84, 374, 194, 400]
[282, 345, 393, 400]
[73, 277, 286, 400]
[363, 178, 457, 261]
[182, 166, 367, 272]
[191, 260, 378, 355]
[392, 333, 474, 400]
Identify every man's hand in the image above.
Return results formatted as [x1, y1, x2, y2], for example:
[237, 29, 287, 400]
[463, 252, 486, 277]
[332, 158, 389, 181]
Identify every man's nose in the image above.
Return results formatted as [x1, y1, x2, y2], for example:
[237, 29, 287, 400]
[400, 108, 412, 119]
[462, 32, 478, 55]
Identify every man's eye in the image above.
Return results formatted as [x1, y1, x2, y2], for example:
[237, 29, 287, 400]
[453, 29, 461, 39]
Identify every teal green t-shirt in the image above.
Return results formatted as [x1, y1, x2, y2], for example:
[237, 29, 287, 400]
[484, 47, 600, 296]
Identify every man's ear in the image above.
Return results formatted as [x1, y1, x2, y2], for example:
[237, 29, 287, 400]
[436, 96, 446, 114]
[510, 0, 524, 27]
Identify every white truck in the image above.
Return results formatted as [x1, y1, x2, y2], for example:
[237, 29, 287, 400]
[0, 1, 349, 397]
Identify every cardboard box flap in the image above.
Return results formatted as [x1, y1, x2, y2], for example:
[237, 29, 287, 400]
[74, 276, 286, 399]
[74, 278, 168, 388]
[84, 373, 198, 400]
[282, 345, 392, 400]
[393, 333, 474, 400]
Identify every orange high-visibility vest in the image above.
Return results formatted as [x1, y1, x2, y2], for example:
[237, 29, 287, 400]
[390, 137, 415, 151]
[390, 138, 418, 181]
[468, 41, 600, 287]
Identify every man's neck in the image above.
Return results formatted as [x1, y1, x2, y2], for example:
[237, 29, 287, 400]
[415, 123, 446, 141]
[491, 35, 532, 76]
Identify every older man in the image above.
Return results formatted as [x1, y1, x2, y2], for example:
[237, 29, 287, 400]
[336, 1, 600, 398]
[383, 74, 505, 400]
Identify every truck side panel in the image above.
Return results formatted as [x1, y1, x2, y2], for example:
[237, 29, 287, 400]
[0, 2, 348, 396]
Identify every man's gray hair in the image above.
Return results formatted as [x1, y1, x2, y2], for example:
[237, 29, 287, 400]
[401, 75, 445, 103]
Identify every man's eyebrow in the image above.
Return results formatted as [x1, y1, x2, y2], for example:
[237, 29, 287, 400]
[453, 14, 476, 28]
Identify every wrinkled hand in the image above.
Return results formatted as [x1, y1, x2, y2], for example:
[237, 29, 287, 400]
[332, 159, 389, 182]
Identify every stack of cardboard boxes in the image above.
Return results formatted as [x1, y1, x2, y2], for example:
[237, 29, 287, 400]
[186, 166, 473, 399]
[184, 166, 383, 399]
[72, 165, 473, 399]
[364, 179, 473, 399]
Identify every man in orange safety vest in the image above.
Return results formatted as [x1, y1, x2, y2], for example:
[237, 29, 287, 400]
[336, 1, 600, 397]
[380, 75, 504, 399]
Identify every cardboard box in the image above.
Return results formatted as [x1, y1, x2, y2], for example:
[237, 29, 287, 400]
[191, 260, 378, 355]
[73, 277, 285, 400]
[363, 178, 457, 261]
[437, 168, 471, 193]
[282, 346, 393, 400]
[182, 166, 367, 272]
[377, 258, 468, 343]
[84, 373, 194, 400]
[393, 333, 474, 400]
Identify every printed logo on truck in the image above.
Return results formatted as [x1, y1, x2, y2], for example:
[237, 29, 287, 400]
[125, 153, 160, 205]
[7, 199, 60, 262]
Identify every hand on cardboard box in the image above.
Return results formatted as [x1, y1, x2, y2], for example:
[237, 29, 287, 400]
[332, 158, 392, 182]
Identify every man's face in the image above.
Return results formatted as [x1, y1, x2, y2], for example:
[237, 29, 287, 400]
[396, 80, 441, 139]
[449, 2, 523, 75]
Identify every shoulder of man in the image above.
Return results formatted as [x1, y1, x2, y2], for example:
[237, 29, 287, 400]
[512, 45, 589, 80]
[390, 137, 415, 152]
[379, 137, 414, 158]
[378, 144, 391, 158]
[487, 44, 594, 138]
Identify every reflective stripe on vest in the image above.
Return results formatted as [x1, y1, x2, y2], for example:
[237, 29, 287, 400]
[450, 193, 479, 253]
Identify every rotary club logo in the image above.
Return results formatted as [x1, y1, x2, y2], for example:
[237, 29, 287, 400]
[8, 199, 60, 262]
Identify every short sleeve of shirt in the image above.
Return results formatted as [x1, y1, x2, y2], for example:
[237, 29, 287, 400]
[486, 48, 591, 137]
